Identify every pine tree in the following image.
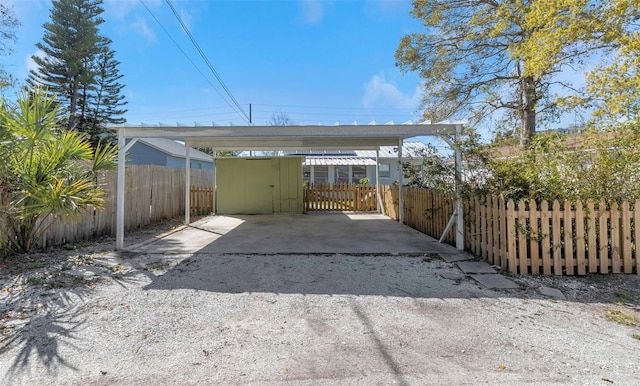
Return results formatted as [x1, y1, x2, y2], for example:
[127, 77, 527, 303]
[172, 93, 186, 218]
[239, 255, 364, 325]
[28, 0, 126, 144]
[78, 38, 127, 146]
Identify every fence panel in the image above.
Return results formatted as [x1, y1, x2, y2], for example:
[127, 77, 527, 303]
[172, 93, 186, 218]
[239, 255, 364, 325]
[190, 186, 214, 215]
[303, 183, 378, 212]
[0, 165, 214, 250]
[381, 186, 639, 276]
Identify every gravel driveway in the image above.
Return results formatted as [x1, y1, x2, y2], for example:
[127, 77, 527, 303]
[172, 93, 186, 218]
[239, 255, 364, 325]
[2, 251, 639, 385]
[1, 216, 639, 385]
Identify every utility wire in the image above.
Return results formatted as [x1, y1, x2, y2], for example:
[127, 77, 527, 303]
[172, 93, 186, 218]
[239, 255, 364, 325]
[139, 0, 241, 121]
[165, 0, 251, 124]
[253, 103, 419, 112]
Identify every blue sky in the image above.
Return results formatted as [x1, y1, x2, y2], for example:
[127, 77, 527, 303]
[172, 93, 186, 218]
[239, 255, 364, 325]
[7, 0, 428, 127]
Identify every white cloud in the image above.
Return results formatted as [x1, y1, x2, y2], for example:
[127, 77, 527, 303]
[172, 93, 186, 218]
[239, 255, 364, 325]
[300, 0, 324, 24]
[103, 0, 163, 19]
[26, 49, 46, 75]
[103, 0, 138, 19]
[179, 7, 194, 31]
[131, 17, 156, 41]
[362, 73, 422, 111]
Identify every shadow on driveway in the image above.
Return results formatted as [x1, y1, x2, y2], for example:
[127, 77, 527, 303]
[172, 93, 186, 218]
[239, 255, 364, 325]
[142, 253, 482, 299]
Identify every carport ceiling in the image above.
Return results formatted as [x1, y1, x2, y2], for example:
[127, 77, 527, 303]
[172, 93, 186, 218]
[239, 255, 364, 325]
[117, 123, 460, 150]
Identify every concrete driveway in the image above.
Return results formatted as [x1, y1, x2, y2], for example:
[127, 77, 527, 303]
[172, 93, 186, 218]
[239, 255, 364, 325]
[127, 212, 456, 255]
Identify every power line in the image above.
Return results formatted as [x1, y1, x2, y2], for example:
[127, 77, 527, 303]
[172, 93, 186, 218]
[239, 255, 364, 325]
[252, 103, 420, 112]
[139, 0, 242, 121]
[165, 0, 250, 124]
[251, 109, 418, 118]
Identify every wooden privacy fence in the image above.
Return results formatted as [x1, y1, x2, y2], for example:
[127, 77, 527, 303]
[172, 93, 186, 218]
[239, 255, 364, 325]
[27, 165, 214, 249]
[379, 186, 456, 244]
[304, 183, 377, 212]
[190, 186, 214, 215]
[380, 185, 640, 276]
[467, 197, 640, 276]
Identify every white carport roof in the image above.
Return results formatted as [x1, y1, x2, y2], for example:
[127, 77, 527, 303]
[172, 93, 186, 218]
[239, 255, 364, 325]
[115, 122, 458, 150]
[114, 121, 465, 251]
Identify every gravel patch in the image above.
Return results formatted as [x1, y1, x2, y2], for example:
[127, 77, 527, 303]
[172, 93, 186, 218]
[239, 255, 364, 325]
[1, 219, 639, 385]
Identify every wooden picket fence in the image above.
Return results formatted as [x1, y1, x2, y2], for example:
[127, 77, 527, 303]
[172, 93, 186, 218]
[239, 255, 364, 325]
[466, 197, 640, 276]
[380, 186, 640, 276]
[190, 186, 214, 215]
[304, 183, 377, 212]
[0, 165, 214, 249]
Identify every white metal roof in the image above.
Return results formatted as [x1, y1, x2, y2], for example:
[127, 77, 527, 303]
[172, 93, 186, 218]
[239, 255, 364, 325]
[355, 141, 438, 158]
[303, 157, 377, 166]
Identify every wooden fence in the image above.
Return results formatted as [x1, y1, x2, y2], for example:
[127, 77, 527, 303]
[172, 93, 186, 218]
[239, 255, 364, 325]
[303, 183, 377, 212]
[190, 186, 214, 215]
[380, 186, 456, 244]
[380, 186, 640, 276]
[3, 165, 214, 249]
[466, 197, 640, 276]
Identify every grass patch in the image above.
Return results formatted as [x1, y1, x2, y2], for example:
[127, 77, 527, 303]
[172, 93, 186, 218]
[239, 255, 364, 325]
[146, 262, 166, 271]
[614, 291, 633, 301]
[63, 241, 91, 250]
[27, 261, 45, 270]
[632, 333, 640, 341]
[605, 308, 638, 326]
[23, 275, 47, 286]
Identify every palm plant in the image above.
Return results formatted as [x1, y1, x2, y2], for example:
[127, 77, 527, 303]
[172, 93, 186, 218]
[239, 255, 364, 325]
[0, 88, 117, 254]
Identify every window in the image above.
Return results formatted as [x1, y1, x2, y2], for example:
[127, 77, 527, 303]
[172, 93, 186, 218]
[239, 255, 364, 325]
[303, 166, 311, 184]
[379, 163, 390, 178]
[352, 166, 367, 183]
[313, 166, 329, 184]
[335, 165, 349, 183]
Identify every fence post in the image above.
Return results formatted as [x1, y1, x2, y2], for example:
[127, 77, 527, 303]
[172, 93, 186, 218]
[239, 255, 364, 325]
[621, 201, 632, 273]
[636, 200, 640, 275]
[506, 199, 516, 273]
[530, 200, 539, 275]
[575, 201, 586, 275]
[518, 199, 528, 275]
[564, 201, 574, 275]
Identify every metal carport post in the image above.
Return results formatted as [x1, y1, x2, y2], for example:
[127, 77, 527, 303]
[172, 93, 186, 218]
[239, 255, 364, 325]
[437, 124, 464, 251]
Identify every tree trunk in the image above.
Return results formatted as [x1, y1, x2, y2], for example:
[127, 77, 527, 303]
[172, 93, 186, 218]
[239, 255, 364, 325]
[520, 76, 537, 148]
[68, 77, 79, 131]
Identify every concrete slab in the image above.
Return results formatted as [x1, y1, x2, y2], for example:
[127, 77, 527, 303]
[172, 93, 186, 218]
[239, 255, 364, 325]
[539, 286, 566, 300]
[439, 271, 465, 281]
[129, 213, 459, 255]
[470, 274, 520, 289]
[439, 252, 474, 263]
[456, 261, 497, 274]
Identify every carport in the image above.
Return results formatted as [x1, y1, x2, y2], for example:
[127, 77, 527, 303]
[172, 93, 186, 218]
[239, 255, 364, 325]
[114, 122, 464, 250]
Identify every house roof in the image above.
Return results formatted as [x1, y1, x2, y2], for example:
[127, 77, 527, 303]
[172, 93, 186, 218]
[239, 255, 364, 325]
[303, 157, 377, 166]
[136, 138, 213, 162]
[282, 149, 358, 156]
[282, 142, 436, 159]
[355, 141, 437, 158]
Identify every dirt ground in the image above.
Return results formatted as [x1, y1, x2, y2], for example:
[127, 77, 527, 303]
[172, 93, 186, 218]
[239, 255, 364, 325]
[1, 218, 639, 385]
